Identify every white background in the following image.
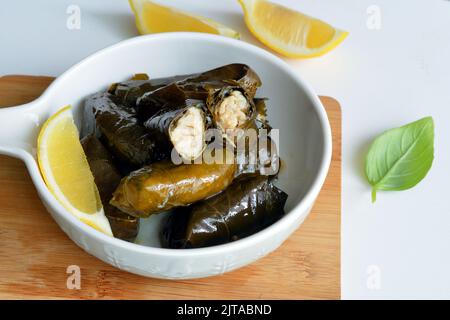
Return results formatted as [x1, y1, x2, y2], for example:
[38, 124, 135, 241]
[1, 0, 450, 299]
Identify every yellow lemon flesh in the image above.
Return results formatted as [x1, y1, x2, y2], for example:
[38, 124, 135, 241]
[129, 0, 240, 39]
[37, 106, 112, 236]
[238, 0, 348, 58]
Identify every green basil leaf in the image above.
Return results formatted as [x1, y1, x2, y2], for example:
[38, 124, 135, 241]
[365, 117, 434, 202]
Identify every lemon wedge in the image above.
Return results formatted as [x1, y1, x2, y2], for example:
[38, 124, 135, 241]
[238, 0, 348, 58]
[129, 0, 240, 39]
[37, 106, 113, 236]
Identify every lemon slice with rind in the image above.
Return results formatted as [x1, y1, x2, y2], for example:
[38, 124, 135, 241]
[37, 106, 112, 236]
[238, 0, 348, 58]
[129, 0, 240, 39]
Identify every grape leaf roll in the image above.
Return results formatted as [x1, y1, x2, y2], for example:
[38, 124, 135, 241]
[84, 92, 161, 167]
[144, 100, 209, 161]
[110, 153, 236, 218]
[161, 176, 288, 248]
[81, 134, 139, 241]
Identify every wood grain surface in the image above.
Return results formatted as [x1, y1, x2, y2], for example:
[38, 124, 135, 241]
[0, 75, 341, 300]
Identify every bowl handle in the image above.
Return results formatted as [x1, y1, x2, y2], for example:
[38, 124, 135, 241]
[0, 101, 43, 159]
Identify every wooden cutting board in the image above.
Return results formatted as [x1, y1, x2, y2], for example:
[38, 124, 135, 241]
[0, 75, 341, 300]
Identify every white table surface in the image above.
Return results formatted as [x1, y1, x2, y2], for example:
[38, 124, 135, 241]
[1, 0, 449, 299]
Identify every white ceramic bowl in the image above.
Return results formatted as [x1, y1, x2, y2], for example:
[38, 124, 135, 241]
[0, 33, 331, 279]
